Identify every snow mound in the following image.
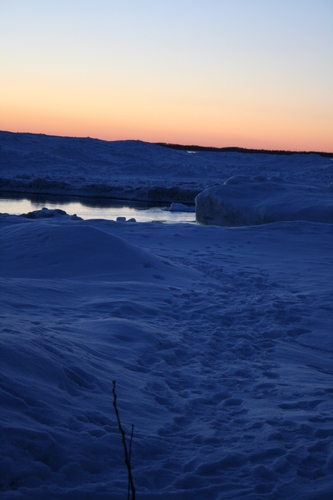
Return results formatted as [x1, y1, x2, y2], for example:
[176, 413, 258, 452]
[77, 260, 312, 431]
[195, 177, 333, 226]
[21, 207, 82, 220]
[0, 221, 197, 281]
[168, 202, 195, 212]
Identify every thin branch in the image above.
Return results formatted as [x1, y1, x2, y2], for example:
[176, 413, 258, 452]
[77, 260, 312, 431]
[112, 380, 135, 499]
[128, 424, 134, 500]
[129, 424, 134, 463]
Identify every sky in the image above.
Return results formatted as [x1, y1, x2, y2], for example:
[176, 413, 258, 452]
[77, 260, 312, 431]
[0, 0, 332, 152]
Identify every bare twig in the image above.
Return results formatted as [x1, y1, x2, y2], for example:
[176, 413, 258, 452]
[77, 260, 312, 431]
[112, 380, 135, 500]
[127, 424, 134, 499]
[129, 424, 134, 463]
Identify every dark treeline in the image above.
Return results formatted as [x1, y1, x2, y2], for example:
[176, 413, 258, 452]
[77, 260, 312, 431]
[156, 142, 333, 159]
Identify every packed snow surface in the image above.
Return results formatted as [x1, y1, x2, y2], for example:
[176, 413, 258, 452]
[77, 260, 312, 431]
[0, 132, 333, 499]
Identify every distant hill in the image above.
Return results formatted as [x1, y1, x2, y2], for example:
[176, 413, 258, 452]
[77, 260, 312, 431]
[156, 142, 333, 159]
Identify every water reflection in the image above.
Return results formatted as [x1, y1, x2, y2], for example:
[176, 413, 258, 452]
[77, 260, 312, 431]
[0, 194, 196, 224]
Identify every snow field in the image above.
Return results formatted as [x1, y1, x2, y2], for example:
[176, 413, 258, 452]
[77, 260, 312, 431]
[0, 132, 332, 498]
[1, 212, 332, 499]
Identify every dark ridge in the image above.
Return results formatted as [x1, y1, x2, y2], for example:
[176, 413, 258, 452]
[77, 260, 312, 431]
[156, 142, 333, 159]
[1, 131, 332, 158]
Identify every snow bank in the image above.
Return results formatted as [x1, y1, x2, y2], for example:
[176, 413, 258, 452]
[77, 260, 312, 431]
[1, 131, 332, 203]
[195, 176, 333, 226]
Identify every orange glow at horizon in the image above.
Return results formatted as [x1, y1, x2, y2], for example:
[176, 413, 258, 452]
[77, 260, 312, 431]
[1, 94, 332, 153]
[1, 0, 332, 154]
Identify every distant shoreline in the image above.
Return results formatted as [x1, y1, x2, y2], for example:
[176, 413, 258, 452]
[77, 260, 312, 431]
[156, 142, 333, 159]
[1, 130, 332, 158]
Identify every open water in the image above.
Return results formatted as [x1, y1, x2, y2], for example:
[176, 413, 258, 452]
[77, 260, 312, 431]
[0, 195, 196, 224]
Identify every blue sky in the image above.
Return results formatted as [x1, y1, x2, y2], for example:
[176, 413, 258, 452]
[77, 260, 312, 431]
[1, 0, 332, 150]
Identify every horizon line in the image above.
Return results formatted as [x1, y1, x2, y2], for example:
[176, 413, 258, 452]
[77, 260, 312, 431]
[1, 129, 332, 158]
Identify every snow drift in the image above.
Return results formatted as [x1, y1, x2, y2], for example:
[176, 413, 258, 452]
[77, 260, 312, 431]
[195, 176, 333, 226]
[0, 220, 198, 282]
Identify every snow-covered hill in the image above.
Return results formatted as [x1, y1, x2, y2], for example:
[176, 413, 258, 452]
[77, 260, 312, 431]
[1, 131, 332, 203]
